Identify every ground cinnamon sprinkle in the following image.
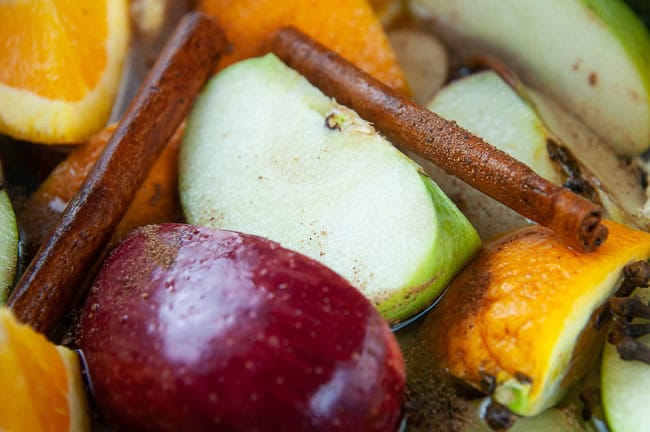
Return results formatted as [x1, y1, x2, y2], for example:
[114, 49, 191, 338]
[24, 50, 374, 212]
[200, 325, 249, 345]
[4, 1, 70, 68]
[141, 225, 180, 270]
[397, 323, 472, 432]
[403, 373, 469, 432]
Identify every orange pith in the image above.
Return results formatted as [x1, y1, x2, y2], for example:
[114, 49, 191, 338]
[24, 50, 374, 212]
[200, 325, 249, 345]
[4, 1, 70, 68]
[423, 221, 650, 412]
[198, 0, 408, 93]
[0, 308, 88, 431]
[0, 0, 107, 102]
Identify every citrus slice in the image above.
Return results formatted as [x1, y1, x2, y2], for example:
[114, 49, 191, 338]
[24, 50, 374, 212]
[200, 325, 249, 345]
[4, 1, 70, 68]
[0, 0, 129, 144]
[0, 307, 90, 431]
[197, 0, 408, 93]
[421, 220, 650, 416]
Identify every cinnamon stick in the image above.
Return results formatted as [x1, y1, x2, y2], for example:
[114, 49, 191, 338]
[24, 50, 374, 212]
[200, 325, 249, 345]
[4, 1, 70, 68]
[271, 27, 608, 252]
[8, 12, 226, 335]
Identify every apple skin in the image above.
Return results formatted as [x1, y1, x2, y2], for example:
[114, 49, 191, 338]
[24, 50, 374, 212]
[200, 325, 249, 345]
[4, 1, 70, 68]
[0, 165, 18, 303]
[77, 224, 405, 432]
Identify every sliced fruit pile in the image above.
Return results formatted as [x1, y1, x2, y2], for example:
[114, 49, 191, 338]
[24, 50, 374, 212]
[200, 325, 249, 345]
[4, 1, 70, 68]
[2, 0, 650, 431]
[410, 0, 650, 156]
[413, 69, 650, 239]
[180, 53, 480, 324]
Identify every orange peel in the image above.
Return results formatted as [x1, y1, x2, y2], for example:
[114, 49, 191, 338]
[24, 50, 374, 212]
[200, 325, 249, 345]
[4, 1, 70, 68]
[422, 220, 650, 416]
[0, 307, 89, 431]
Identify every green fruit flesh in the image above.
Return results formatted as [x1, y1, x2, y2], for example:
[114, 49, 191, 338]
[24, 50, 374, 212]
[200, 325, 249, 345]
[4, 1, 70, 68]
[411, 0, 650, 155]
[0, 186, 18, 304]
[416, 71, 558, 240]
[417, 69, 649, 239]
[526, 88, 649, 229]
[180, 54, 480, 324]
[428, 71, 560, 183]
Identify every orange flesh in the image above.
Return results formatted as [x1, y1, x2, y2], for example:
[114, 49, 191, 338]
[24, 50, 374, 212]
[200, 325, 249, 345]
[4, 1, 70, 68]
[424, 221, 650, 400]
[0, 311, 70, 431]
[198, 0, 408, 93]
[0, 0, 107, 101]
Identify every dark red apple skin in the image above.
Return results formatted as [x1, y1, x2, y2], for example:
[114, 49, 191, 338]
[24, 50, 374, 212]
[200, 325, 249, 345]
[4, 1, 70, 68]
[77, 224, 405, 432]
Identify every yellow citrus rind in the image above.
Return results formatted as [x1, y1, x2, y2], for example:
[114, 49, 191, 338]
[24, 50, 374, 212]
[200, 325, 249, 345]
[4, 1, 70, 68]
[422, 220, 650, 415]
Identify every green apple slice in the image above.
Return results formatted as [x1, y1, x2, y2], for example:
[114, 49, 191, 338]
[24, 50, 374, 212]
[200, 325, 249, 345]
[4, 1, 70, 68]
[412, 70, 560, 240]
[0, 165, 18, 304]
[410, 0, 650, 156]
[602, 287, 650, 432]
[525, 87, 650, 230]
[179, 54, 480, 324]
[413, 69, 649, 239]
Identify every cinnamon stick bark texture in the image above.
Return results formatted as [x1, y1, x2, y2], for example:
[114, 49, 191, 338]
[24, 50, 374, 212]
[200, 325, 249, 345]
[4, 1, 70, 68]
[271, 27, 608, 253]
[8, 12, 226, 334]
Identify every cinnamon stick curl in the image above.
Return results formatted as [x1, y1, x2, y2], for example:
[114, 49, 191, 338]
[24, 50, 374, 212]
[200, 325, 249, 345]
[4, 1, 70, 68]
[271, 27, 608, 252]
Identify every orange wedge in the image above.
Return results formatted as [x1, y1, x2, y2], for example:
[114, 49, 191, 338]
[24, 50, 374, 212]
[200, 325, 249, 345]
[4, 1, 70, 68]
[197, 0, 408, 93]
[0, 307, 89, 431]
[421, 220, 650, 416]
[0, 0, 129, 144]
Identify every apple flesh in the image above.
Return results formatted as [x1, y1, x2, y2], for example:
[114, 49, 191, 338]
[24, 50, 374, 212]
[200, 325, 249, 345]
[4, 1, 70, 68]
[415, 70, 649, 240]
[525, 87, 650, 230]
[412, 70, 559, 239]
[77, 224, 405, 432]
[0, 164, 18, 303]
[410, 0, 650, 156]
[179, 53, 480, 324]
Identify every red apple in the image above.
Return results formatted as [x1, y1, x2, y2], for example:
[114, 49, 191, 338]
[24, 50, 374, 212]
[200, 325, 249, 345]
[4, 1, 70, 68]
[77, 224, 405, 431]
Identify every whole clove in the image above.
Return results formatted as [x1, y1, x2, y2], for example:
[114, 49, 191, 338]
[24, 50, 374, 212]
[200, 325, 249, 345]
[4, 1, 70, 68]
[484, 401, 516, 431]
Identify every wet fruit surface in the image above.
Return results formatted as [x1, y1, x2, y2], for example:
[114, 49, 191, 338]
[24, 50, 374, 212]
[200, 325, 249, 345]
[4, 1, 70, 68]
[78, 224, 405, 431]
